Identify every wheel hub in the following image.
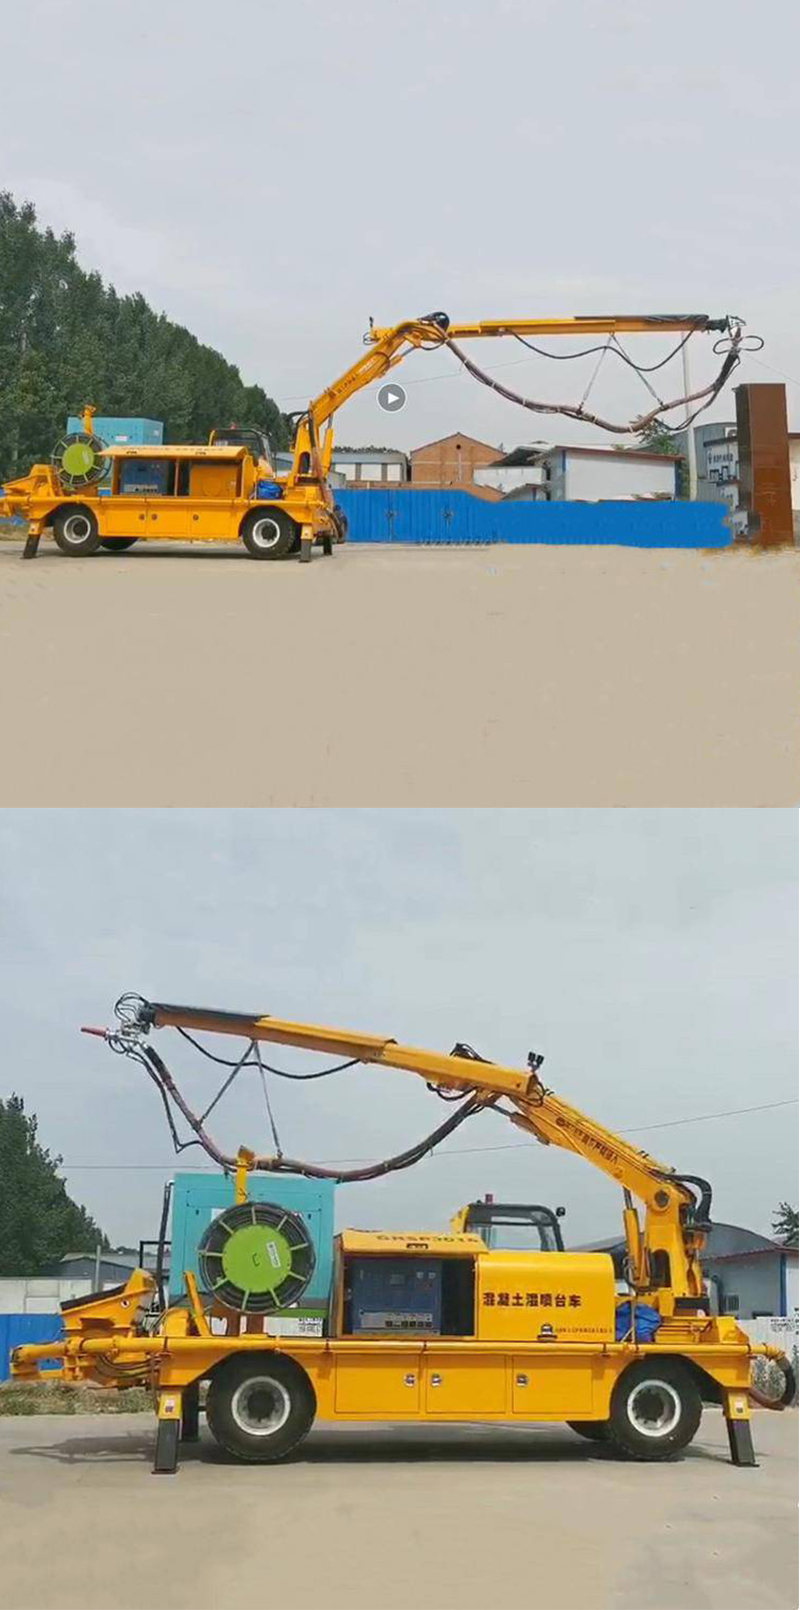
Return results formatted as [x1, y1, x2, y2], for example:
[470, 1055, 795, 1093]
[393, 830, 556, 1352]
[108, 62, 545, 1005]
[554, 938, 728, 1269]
[626, 1379, 681, 1437]
[251, 518, 281, 548]
[64, 515, 91, 542]
[230, 1376, 291, 1436]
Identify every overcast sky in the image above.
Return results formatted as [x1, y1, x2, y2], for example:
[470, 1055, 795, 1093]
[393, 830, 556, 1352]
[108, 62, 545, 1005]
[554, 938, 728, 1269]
[0, 809, 795, 1249]
[5, 0, 798, 450]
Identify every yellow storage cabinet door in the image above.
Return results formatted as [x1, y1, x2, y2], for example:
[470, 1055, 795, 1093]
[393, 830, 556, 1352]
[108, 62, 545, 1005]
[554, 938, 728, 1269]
[334, 1352, 421, 1415]
[511, 1356, 595, 1417]
[424, 1354, 507, 1416]
[185, 461, 239, 540]
[142, 496, 190, 539]
[98, 499, 148, 540]
[185, 501, 237, 540]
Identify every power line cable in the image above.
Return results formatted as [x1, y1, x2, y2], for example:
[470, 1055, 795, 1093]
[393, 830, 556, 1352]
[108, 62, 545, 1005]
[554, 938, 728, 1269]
[56, 1095, 798, 1169]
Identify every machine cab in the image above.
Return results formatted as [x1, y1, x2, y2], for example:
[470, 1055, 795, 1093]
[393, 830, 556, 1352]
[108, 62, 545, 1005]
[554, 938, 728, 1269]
[457, 1199, 566, 1253]
[209, 426, 275, 475]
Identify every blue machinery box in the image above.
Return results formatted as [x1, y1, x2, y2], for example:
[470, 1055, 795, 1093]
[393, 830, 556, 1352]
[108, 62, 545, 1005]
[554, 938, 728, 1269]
[169, 1172, 335, 1331]
[348, 1257, 442, 1333]
[118, 458, 172, 495]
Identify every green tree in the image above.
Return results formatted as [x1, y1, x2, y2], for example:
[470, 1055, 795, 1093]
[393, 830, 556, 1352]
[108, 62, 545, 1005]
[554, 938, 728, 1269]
[636, 421, 688, 498]
[771, 1202, 799, 1247]
[0, 1094, 108, 1276]
[0, 192, 290, 482]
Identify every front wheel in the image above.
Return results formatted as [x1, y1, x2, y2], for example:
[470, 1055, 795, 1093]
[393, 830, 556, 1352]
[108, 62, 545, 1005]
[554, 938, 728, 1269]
[206, 1355, 315, 1463]
[607, 1360, 702, 1460]
[99, 537, 139, 552]
[241, 508, 298, 560]
[52, 506, 100, 556]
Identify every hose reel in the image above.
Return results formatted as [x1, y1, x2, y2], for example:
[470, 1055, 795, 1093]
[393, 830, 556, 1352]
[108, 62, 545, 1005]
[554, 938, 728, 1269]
[51, 430, 110, 490]
[198, 1201, 316, 1314]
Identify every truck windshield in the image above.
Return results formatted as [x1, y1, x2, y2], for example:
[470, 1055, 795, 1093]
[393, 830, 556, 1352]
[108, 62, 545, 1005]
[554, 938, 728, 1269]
[465, 1204, 564, 1253]
[212, 429, 271, 464]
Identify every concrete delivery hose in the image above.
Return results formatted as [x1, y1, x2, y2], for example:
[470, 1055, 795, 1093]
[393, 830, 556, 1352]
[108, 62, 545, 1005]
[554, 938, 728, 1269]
[749, 1355, 796, 1410]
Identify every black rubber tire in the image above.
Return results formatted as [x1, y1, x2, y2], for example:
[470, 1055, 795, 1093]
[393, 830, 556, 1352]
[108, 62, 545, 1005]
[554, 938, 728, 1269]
[99, 537, 139, 552]
[52, 505, 100, 556]
[240, 507, 298, 560]
[567, 1420, 610, 1442]
[607, 1359, 702, 1461]
[205, 1354, 315, 1463]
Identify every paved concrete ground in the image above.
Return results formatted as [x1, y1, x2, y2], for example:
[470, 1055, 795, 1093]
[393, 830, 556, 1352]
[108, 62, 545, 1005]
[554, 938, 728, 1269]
[1, 540, 797, 805]
[0, 1411, 796, 1610]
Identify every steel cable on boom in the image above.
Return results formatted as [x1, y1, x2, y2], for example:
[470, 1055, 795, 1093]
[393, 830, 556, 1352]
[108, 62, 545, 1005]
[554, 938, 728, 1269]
[443, 334, 744, 435]
[108, 1027, 490, 1184]
[175, 1024, 360, 1079]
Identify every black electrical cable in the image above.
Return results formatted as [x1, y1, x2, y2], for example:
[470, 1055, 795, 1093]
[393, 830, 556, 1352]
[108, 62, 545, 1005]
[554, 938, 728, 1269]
[446, 336, 743, 436]
[107, 1038, 199, 1157]
[155, 1180, 172, 1313]
[175, 1025, 360, 1080]
[514, 330, 695, 373]
[126, 1039, 490, 1185]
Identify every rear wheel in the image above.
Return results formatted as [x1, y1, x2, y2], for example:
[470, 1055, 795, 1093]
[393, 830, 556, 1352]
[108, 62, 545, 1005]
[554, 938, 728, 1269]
[99, 537, 139, 552]
[607, 1360, 702, 1460]
[567, 1420, 609, 1442]
[52, 506, 100, 556]
[206, 1355, 315, 1463]
[241, 508, 298, 560]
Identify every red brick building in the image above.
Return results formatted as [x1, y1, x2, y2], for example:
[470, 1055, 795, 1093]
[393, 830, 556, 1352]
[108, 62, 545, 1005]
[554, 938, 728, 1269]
[410, 432, 502, 501]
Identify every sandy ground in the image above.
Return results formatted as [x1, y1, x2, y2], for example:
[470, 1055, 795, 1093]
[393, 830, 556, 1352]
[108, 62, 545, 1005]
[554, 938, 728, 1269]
[0, 1410, 796, 1610]
[0, 539, 797, 806]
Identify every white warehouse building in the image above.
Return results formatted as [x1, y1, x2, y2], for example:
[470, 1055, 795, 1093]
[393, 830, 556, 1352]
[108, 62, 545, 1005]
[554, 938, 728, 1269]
[475, 443, 681, 501]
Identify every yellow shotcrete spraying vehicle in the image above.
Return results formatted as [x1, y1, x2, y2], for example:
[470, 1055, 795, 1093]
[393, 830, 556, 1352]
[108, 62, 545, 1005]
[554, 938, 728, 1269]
[12, 996, 794, 1474]
[1, 312, 747, 561]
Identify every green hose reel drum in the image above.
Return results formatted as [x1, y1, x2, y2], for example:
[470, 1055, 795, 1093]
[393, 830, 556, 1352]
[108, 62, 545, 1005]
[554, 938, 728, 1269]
[51, 430, 110, 490]
[198, 1201, 316, 1314]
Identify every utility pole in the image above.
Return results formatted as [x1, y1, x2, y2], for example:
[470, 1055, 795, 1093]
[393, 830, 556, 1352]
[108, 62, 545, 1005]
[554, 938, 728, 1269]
[682, 343, 698, 500]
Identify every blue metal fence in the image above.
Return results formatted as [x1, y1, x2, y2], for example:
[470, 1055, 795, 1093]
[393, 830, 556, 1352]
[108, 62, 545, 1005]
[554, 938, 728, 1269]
[335, 490, 731, 549]
[0, 1314, 62, 1382]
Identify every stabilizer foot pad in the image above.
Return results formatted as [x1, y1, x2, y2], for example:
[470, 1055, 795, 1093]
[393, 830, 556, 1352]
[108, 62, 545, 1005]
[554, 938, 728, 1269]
[727, 1417, 757, 1467]
[153, 1418, 180, 1474]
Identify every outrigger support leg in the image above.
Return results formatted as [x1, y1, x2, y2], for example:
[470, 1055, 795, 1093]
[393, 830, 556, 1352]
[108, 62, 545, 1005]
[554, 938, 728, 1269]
[724, 1392, 757, 1467]
[180, 1383, 200, 1443]
[153, 1390, 183, 1474]
[322, 533, 333, 556]
[299, 526, 314, 564]
[727, 1418, 757, 1467]
[22, 527, 41, 559]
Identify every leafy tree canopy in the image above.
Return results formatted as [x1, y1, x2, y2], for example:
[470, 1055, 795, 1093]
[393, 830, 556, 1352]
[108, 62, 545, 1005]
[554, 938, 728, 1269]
[0, 193, 289, 482]
[771, 1202, 799, 1248]
[636, 420, 688, 496]
[0, 1094, 109, 1276]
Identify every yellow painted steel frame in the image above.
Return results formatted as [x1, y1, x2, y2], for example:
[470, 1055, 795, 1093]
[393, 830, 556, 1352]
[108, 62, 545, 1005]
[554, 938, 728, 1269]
[14, 1331, 757, 1420]
[10, 1001, 781, 1467]
[3, 313, 730, 556]
[0, 441, 341, 555]
[11, 1260, 763, 1434]
[146, 1004, 708, 1313]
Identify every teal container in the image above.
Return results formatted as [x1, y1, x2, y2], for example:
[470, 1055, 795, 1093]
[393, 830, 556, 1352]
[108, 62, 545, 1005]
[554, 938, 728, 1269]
[168, 1172, 335, 1330]
[66, 415, 164, 447]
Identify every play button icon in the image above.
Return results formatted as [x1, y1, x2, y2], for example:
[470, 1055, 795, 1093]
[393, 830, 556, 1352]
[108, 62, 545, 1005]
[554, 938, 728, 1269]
[377, 382, 407, 413]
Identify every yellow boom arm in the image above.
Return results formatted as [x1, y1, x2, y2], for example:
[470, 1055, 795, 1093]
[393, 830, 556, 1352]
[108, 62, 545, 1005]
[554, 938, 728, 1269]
[140, 1002, 709, 1313]
[288, 311, 734, 489]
